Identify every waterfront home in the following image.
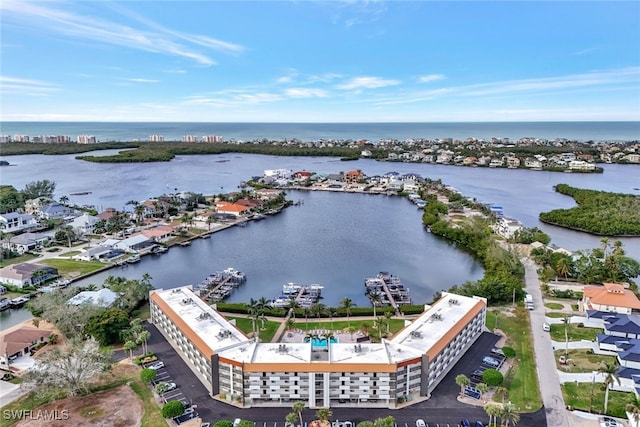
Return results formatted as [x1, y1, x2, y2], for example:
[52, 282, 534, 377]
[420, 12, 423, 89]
[293, 171, 313, 180]
[0, 232, 50, 254]
[140, 225, 175, 243]
[568, 160, 596, 171]
[0, 263, 59, 288]
[24, 197, 52, 215]
[489, 158, 504, 167]
[386, 179, 404, 192]
[0, 212, 38, 234]
[235, 198, 262, 209]
[524, 157, 543, 169]
[73, 245, 115, 261]
[67, 288, 119, 308]
[215, 202, 250, 217]
[264, 169, 292, 180]
[583, 283, 640, 314]
[0, 326, 52, 367]
[103, 234, 153, 253]
[344, 170, 365, 184]
[506, 156, 521, 168]
[96, 207, 118, 220]
[68, 212, 100, 235]
[492, 216, 524, 239]
[39, 202, 77, 220]
[463, 156, 477, 166]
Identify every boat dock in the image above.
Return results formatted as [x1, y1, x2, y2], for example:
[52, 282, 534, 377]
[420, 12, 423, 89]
[270, 283, 324, 309]
[364, 272, 412, 315]
[195, 268, 246, 303]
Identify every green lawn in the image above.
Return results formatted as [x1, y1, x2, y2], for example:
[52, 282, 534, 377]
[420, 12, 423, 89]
[129, 377, 166, 427]
[292, 318, 406, 335]
[546, 312, 569, 318]
[227, 317, 281, 342]
[0, 253, 38, 268]
[555, 349, 618, 373]
[486, 308, 542, 412]
[550, 323, 600, 342]
[545, 302, 564, 310]
[40, 258, 107, 276]
[562, 381, 634, 418]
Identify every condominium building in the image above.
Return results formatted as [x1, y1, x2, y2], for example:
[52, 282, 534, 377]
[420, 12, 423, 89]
[150, 286, 486, 409]
[182, 135, 199, 143]
[149, 135, 165, 142]
[202, 135, 223, 143]
[77, 135, 96, 144]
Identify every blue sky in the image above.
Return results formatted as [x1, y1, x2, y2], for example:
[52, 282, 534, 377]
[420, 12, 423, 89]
[1, 1, 639, 122]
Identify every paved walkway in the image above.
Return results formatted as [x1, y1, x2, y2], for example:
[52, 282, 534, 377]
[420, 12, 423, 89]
[524, 257, 571, 427]
[0, 380, 28, 407]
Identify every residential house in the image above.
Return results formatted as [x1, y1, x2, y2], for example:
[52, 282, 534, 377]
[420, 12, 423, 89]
[39, 202, 77, 220]
[215, 202, 250, 217]
[386, 180, 404, 192]
[68, 288, 119, 308]
[254, 189, 282, 200]
[344, 170, 365, 184]
[463, 156, 477, 166]
[235, 198, 262, 209]
[68, 213, 100, 236]
[492, 217, 524, 239]
[0, 213, 38, 234]
[0, 263, 59, 288]
[103, 234, 153, 253]
[506, 157, 520, 168]
[264, 169, 292, 180]
[524, 157, 543, 169]
[73, 245, 115, 262]
[140, 225, 175, 243]
[1, 232, 50, 254]
[568, 160, 596, 171]
[292, 171, 313, 181]
[489, 158, 504, 167]
[583, 283, 640, 314]
[24, 197, 52, 215]
[0, 326, 52, 367]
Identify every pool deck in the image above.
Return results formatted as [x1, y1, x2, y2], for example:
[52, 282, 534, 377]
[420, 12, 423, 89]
[279, 328, 367, 344]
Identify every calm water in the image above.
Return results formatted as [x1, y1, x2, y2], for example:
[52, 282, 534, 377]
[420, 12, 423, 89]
[1, 121, 639, 142]
[1, 146, 639, 329]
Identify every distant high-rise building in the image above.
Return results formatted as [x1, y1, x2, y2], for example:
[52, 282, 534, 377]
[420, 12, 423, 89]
[13, 135, 29, 142]
[0, 135, 12, 143]
[77, 135, 96, 144]
[202, 135, 223, 143]
[149, 135, 164, 142]
[182, 135, 198, 143]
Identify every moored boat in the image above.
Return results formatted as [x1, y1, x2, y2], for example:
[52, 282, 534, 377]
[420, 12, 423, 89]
[127, 253, 141, 263]
[9, 295, 30, 307]
[0, 298, 10, 311]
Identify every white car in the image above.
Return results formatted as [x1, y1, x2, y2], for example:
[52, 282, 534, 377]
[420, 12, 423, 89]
[416, 419, 426, 427]
[542, 323, 550, 332]
[147, 361, 165, 370]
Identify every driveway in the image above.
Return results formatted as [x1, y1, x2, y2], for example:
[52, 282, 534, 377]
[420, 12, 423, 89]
[524, 258, 570, 427]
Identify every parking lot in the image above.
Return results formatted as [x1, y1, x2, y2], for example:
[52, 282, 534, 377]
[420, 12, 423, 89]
[142, 359, 199, 425]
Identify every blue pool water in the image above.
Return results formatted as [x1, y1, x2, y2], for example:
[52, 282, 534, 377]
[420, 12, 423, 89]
[304, 337, 339, 347]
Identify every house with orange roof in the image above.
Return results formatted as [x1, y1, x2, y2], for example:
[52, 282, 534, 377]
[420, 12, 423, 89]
[343, 169, 365, 184]
[215, 202, 250, 217]
[0, 326, 52, 367]
[140, 225, 175, 243]
[583, 283, 640, 314]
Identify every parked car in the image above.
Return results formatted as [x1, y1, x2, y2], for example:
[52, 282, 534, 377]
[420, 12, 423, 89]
[470, 369, 484, 381]
[233, 418, 242, 427]
[599, 416, 624, 427]
[155, 382, 177, 394]
[416, 419, 426, 427]
[542, 322, 551, 332]
[490, 347, 505, 357]
[460, 419, 471, 427]
[474, 422, 485, 427]
[482, 356, 500, 367]
[147, 361, 165, 370]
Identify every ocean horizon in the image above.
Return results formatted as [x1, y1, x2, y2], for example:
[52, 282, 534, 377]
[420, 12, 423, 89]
[1, 121, 639, 143]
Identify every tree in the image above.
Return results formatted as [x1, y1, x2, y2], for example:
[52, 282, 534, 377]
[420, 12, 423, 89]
[496, 386, 509, 404]
[500, 401, 520, 427]
[476, 382, 488, 400]
[285, 318, 296, 332]
[124, 340, 137, 360]
[161, 400, 185, 418]
[501, 347, 516, 358]
[482, 369, 503, 386]
[384, 310, 393, 334]
[356, 423, 374, 427]
[140, 368, 157, 383]
[84, 307, 130, 346]
[215, 421, 234, 427]
[292, 402, 305, 427]
[455, 374, 470, 396]
[367, 290, 383, 319]
[137, 330, 151, 355]
[599, 362, 621, 414]
[484, 403, 501, 427]
[23, 337, 112, 397]
[22, 180, 56, 200]
[315, 408, 332, 423]
[372, 416, 394, 427]
[286, 413, 299, 427]
[626, 396, 640, 427]
[340, 297, 355, 328]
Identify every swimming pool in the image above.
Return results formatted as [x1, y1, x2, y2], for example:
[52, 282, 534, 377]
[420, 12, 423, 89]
[304, 337, 339, 347]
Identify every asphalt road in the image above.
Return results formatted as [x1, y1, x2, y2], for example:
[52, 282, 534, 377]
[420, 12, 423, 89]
[134, 324, 547, 426]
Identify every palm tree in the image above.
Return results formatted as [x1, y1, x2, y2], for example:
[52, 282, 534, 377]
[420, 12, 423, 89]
[292, 402, 305, 427]
[475, 382, 488, 401]
[59, 195, 69, 205]
[367, 290, 383, 319]
[599, 362, 621, 414]
[484, 403, 501, 427]
[500, 401, 520, 427]
[626, 396, 640, 427]
[496, 386, 509, 404]
[315, 408, 332, 424]
[384, 310, 393, 334]
[374, 316, 386, 339]
[455, 374, 470, 396]
[555, 257, 572, 279]
[285, 318, 296, 332]
[258, 296, 270, 329]
[124, 340, 136, 360]
[303, 308, 311, 331]
[286, 413, 299, 427]
[138, 330, 151, 354]
[288, 299, 299, 319]
[340, 297, 355, 328]
[134, 204, 145, 223]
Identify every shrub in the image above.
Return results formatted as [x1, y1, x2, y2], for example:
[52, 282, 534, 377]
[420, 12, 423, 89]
[482, 369, 504, 386]
[214, 421, 234, 427]
[357, 422, 374, 427]
[140, 368, 157, 383]
[502, 346, 516, 358]
[161, 400, 185, 418]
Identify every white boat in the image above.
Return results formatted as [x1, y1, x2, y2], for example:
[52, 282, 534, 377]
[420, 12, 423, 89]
[9, 295, 30, 307]
[282, 283, 302, 295]
[127, 253, 141, 263]
[0, 298, 10, 311]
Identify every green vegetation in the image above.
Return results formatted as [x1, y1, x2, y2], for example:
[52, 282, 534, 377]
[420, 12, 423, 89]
[486, 308, 542, 411]
[549, 323, 600, 342]
[562, 382, 632, 418]
[555, 349, 618, 373]
[39, 258, 107, 276]
[161, 400, 185, 418]
[292, 319, 406, 334]
[544, 302, 564, 310]
[227, 317, 281, 342]
[140, 368, 157, 383]
[540, 184, 640, 236]
[546, 312, 570, 318]
[482, 369, 504, 386]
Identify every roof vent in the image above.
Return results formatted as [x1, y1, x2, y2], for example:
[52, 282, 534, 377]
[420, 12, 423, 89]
[410, 330, 422, 338]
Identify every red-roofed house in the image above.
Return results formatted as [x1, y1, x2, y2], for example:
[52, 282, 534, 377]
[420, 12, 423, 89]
[0, 326, 52, 367]
[344, 169, 365, 184]
[215, 202, 250, 217]
[235, 198, 262, 209]
[293, 171, 313, 180]
[140, 225, 175, 243]
[583, 283, 640, 314]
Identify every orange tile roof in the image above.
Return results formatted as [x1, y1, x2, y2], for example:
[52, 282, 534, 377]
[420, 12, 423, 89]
[216, 202, 249, 213]
[583, 283, 640, 310]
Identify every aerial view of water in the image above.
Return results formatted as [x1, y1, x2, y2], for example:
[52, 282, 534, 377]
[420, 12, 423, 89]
[1, 122, 639, 329]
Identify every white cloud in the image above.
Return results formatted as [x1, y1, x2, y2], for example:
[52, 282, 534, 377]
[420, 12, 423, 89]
[418, 74, 445, 83]
[337, 76, 400, 90]
[0, 75, 58, 96]
[124, 78, 160, 83]
[0, 0, 245, 66]
[285, 88, 328, 98]
[183, 91, 283, 107]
